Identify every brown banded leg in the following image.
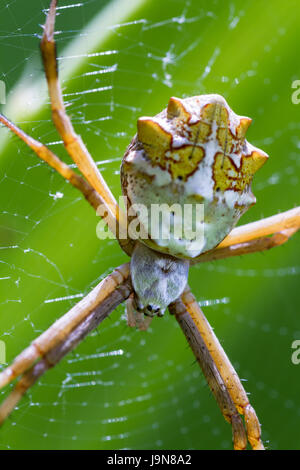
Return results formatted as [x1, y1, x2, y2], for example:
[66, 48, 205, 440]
[192, 227, 298, 264]
[172, 286, 265, 450]
[0, 271, 132, 425]
[0, 264, 132, 424]
[40, 1, 131, 252]
[0, 114, 134, 255]
[169, 297, 247, 450]
[192, 207, 300, 265]
[0, 114, 113, 221]
[217, 207, 300, 248]
[40, 1, 117, 214]
[0, 264, 130, 392]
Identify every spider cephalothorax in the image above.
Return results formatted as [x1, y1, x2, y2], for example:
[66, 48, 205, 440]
[129, 241, 189, 321]
[122, 94, 269, 323]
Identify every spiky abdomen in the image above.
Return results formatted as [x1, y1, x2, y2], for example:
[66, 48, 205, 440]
[121, 94, 268, 260]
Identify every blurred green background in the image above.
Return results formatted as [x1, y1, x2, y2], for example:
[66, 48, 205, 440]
[0, 0, 299, 450]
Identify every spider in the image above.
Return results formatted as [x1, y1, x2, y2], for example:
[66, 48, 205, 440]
[0, 0, 299, 450]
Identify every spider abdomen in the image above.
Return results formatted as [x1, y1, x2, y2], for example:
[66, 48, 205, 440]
[121, 94, 268, 259]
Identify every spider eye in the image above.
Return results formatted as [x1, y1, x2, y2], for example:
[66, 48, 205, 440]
[145, 304, 161, 316]
[145, 305, 154, 316]
[147, 305, 161, 314]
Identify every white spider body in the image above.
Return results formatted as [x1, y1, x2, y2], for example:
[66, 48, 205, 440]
[121, 94, 268, 260]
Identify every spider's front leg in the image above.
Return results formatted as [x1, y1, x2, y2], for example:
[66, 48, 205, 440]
[40, 0, 116, 214]
[1, 0, 137, 256]
[40, 0, 132, 254]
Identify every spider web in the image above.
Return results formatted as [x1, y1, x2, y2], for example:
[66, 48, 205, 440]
[0, 0, 300, 450]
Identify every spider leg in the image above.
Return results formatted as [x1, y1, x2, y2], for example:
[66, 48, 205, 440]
[192, 227, 298, 264]
[40, 1, 131, 251]
[218, 207, 300, 248]
[0, 263, 131, 424]
[0, 113, 117, 234]
[171, 286, 265, 450]
[0, 269, 132, 424]
[192, 206, 300, 264]
[0, 361, 48, 425]
[40, 1, 116, 216]
[169, 297, 247, 450]
[0, 264, 130, 395]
